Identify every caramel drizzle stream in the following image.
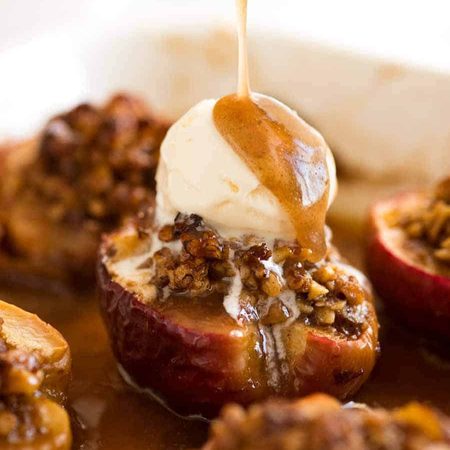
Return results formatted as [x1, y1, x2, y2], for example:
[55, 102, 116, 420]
[236, 0, 250, 97]
[214, 0, 330, 261]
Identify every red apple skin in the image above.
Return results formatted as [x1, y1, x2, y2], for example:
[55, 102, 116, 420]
[98, 232, 379, 417]
[367, 193, 450, 339]
[98, 262, 268, 417]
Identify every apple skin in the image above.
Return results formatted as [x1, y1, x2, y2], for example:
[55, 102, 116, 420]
[367, 192, 450, 339]
[98, 261, 267, 417]
[98, 233, 379, 417]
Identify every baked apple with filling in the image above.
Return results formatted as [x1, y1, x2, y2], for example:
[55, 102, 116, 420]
[0, 94, 168, 286]
[0, 300, 72, 449]
[99, 88, 379, 416]
[367, 177, 450, 339]
[201, 393, 450, 450]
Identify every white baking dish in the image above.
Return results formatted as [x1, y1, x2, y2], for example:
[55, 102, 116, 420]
[1, 2, 449, 223]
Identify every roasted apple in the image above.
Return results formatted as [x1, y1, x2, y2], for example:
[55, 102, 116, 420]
[367, 177, 450, 339]
[99, 4, 379, 415]
[0, 94, 169, 286]
[201, 393, 450, 450]
[0, 300, 71, 449]
[99, 214, 378, 417]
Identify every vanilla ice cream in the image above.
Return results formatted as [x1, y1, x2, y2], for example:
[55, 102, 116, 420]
[156, 94, 337, 241]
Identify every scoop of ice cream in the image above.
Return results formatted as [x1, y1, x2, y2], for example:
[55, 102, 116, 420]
[156, 95, 337, 241]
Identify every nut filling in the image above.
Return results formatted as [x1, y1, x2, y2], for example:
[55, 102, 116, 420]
[400, 177, 450, 265]
[201, 395, 450, 450]
[0, 332, 47, 444]
[135, 214, 370, 338]
[4, 94, 168, 234]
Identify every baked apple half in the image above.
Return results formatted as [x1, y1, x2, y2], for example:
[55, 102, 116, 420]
[99, 213, 378, 416]
[202, 393, 450, 450]
[0, 300, 72, 449]
[367, 177, 450, 339]
[0, 94, 169, 286]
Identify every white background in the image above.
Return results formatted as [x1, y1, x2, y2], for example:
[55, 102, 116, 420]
[1, 0, 450, 71]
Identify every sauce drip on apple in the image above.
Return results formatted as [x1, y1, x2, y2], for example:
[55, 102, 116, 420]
[213, 0, 330, 262]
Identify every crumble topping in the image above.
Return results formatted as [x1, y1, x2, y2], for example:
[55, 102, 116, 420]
[11, 94, 168, 231]
[122, 213, 370, 338]
[202, 395, 450, 450]
[0, 346, 43, 397]
[0, 331, 48, 444]
[400, 177, 450, 265]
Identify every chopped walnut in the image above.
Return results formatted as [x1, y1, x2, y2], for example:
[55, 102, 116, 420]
[284, 260, 312, 293]
[158, 224, 175, 242]
[152, 215, 229, 295]
[182, 229, 224, 260]
[401, 177, 450, 265]
[153, 247, 210, 294]
[148, 214, 370, 337]
[235, 244, 274, 293]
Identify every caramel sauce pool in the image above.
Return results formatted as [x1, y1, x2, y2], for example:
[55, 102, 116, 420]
[213, 0, 330, 261]
[0, 226, 449, 448]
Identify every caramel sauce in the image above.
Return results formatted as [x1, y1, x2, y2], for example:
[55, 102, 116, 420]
[213, 0, 330, 261]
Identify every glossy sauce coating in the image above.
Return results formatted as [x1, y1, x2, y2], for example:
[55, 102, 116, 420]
[214, 95, 330, 261]
[213, 0, 330, 261]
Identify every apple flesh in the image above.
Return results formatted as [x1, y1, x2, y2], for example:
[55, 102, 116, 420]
[0, 300, 71, 397]
[99, 228, 379, 417]
[0, 140, 102, 286]
[2, 194, 99, 285]
[367, 192, 450, 339]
